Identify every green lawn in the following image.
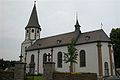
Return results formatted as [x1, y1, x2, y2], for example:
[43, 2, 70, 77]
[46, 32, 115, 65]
[26, 76, 43, 80]
[34, 76, 43, 80]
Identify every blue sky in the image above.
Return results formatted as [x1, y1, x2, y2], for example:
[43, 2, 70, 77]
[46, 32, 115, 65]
[0, 0, 120, 60]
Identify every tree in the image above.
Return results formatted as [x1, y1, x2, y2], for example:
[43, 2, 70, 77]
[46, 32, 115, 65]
[64, 40, 78, 72]
[0, 59, 4, 69]
[110, 28, 120, 68]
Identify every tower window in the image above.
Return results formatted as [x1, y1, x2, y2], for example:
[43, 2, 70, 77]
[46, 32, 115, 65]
[37, 30, 39, 33]
[29, 54, 35, 74]
[32, 29, 34, 33]
[27, 30, 29, 33]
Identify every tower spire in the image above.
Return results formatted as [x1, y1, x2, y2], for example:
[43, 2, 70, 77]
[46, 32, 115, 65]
[25, 1, 41, 30]
[74, 12, 81, 32]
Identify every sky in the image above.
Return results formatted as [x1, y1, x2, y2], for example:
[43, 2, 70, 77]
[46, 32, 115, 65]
[0, 0, 120, 60]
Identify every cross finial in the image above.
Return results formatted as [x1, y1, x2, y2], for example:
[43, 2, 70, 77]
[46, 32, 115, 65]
[75, 12, 80, 26]
[34, 1, 36, 5]
[101, 22, 103, 29]
[19, 54, 23, 62]
[76, 11, 78, 21]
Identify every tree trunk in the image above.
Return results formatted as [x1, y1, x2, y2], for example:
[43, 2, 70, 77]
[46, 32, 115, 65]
[70, 62, 73, 72]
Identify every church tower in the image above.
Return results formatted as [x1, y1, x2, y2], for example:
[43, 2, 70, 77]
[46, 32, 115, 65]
[21, 2, 41, 62]
[25, 2, 41, 41]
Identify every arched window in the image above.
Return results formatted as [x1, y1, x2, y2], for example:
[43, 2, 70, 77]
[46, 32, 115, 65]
[57, 52, 62, 68]
[43, 53, 47, 63]
[80, 50, 86, 67]
[31, 54, 35, 62]
[32, 29, 34, 33]
[29, 54, 35, 74]
[104, 62, 109, 76]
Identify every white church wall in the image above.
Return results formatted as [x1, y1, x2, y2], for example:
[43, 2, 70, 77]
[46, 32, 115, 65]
[101, 42, 115, 76]
[101, 42, 110, 76]
[34, 51, 39, 74]
[21, 42, 31, 62]
[29, 46, 73, 73]
[38, 47, 70, 73]
[26, 50, 38, 74]
[53, 46, 69, 72]
[39, 48, 51, 73]
[26, 51, 31, 73]
[25, 42, 115, 76]
[38, 50, 43, 73]
[26, 43, 99, 74]
[37, 42, 99, 74]
[26, 48, 53, 74]
[75, 43, 98, 74]
[111, 45, 115, 75]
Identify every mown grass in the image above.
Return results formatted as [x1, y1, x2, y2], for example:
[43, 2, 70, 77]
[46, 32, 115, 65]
[25, 76, 43, 80]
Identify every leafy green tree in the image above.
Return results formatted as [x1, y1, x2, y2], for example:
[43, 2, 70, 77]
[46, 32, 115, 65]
[64, 40, 78, 72]
[110, 28, 120, 68]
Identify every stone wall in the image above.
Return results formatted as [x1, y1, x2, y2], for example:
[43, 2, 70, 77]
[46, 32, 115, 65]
[14, 62, 26, 80]
[43, 62, 97, 80]
[0, 69, 14, 80]
[53, 72, 97, 80]
[43, 62, 55, 80]
[0, 61, 26, 80]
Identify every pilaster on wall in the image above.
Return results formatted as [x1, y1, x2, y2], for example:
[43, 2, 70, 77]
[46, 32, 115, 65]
[97, 42, 103, 78]
[108, 43, 113, 76]
[37, 50, 40, 74]
[25, 50, 27, 63]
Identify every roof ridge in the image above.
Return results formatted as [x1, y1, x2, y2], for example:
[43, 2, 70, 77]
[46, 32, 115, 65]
[39, 29, 104, 40]
[39, 31, 75, 40]
[81, 29, 103, 34]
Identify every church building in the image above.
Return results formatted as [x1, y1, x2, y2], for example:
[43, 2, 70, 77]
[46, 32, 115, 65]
[21, 2, 115, 78]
